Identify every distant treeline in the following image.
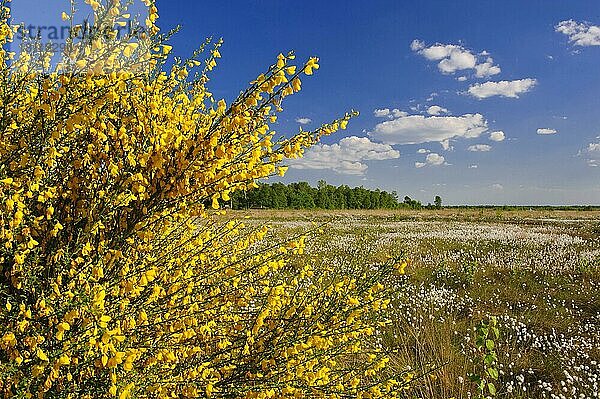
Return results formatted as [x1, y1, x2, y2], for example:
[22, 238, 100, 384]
[229, 181, 438, 210]
[447, 205, 600, 211]
[225, 182, 600, 210]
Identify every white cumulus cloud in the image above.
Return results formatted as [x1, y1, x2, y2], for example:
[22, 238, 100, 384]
[426, 105, 449, 116]
[295, 117, 312, 125]
[537, 128, 557, 135]
[373, 108, 408, 118]
[467, 78, 537, 99]
[440, 139, 453, 151]
[468, 144, 492, 152]
[489, 131, 505, 142]
[587, 142, 600, 152]
[374, 108, 391, 118]
[474, 57, 502, 78]
[370, 113, 488, 145]
[555, 20, 600, 47]
[415, 153, 446, 168]
[288, 136, 400, 175]
[411, 39, 501, 78]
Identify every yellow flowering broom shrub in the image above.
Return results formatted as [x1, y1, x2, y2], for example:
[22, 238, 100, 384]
[0, 1, 408, 398]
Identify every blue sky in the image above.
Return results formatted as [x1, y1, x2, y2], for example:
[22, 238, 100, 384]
[16, 0, 600, 205]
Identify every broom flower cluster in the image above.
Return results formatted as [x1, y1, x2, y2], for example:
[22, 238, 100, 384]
[0, 1, 408, 398]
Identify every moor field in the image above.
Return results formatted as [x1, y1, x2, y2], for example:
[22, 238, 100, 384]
[234, 209, 600, 399]
[2, 2, 599, 397]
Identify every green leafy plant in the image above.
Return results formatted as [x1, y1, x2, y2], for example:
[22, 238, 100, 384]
[469, 316, 500, 399]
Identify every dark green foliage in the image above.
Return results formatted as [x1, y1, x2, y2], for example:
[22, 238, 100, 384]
[403, 195, 422, 209]
[230, 180, 408, 210]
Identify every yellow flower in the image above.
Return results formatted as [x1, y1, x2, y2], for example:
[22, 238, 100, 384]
[36, 347, 49, 362]
[123, 43, 139, 58]
[396, 261, 408, 275]
[305, 57, 320, 75]
[89, 0, 100, 11]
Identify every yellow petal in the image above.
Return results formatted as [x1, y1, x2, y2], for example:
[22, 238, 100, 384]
[37, 348, 49, 362]
[59, 321, 70, 331]
[123, 43, 139, 58]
